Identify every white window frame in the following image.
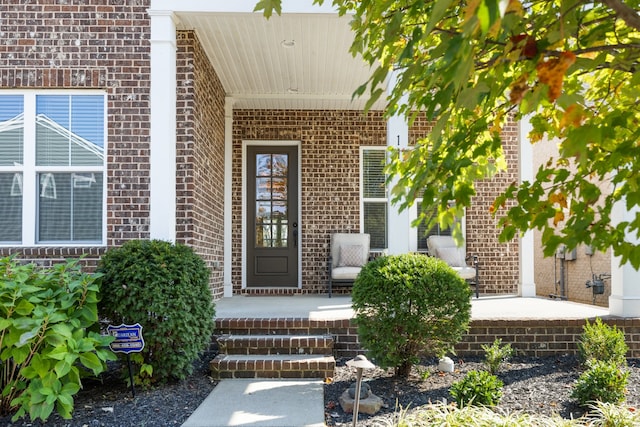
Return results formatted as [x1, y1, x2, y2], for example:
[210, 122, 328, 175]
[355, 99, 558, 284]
[0, 90, 107, 246]
[359, 146, 388, 251]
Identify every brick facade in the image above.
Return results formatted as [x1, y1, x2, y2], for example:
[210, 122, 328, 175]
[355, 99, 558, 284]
[0, 1, 151, 268]
[176, 31, 226, 299]
[232, 110, 387, 294]
[232, 111, 520, 295]
[409, 117, 521, 295]
[2, 2, 521, 298]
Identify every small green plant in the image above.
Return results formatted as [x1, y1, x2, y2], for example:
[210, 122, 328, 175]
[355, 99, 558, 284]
[571, 360, 629, 406]
[352, 253, 472, 378]
[449, 370, 503, 408]
[0, 256, 115, 422]
[578, 318, 628, 368]
[98, 240, 215, 386]
[417, 366, 431, 381]
[482, 338, 514, 374]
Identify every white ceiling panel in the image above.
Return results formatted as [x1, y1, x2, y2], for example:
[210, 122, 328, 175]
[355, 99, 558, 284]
[176, 12, 385, 110]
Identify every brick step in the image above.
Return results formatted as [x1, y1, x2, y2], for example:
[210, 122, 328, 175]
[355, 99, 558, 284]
[210, 354, 335, 379]
[215, 318, 351, 336]
[218, 334, 334, 355]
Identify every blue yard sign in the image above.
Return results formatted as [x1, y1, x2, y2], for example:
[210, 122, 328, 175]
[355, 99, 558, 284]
[107, 323, 145, 354]
[107, 323, 145, 398]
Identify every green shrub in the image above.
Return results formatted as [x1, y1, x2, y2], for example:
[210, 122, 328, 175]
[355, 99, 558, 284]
[571, 360, 629, 406]
[449, 370, 503, 407]
[578, 318, 628, 368]
[1, 256, 115, 422]
[352, 253, 471, 378]
[482, 338, 514, 375]
[97, 240, 215, 385]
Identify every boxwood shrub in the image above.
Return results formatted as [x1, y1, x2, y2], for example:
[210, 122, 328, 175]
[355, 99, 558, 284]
[97, 240, 215, 385]
[352, 253, 472, 378]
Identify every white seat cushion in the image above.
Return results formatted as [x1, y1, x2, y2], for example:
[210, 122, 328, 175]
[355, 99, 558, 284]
[452, 266, 477, 280]
[331, 266, 362, 281]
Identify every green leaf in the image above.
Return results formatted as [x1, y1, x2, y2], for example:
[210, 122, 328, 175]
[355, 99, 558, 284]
[18, 327, 40, 347]
[426, 0, 454, 35]
[477, 0, 501, 34]
[254, 0, 281, 18]
[79, 352, 103, 375]
[54, 359, 73, 378]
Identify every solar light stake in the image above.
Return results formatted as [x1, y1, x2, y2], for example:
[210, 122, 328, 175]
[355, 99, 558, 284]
[346, 355, 375, 427]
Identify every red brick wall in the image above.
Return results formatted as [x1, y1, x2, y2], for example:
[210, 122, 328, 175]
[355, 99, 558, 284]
[409, 117, 521, 295]
[232, 111, 519, 294]
[0, 1, 152, 267]
[232, 110, 387, 294]
[176, 31, 226, 298]
[214, 317, 640, 359]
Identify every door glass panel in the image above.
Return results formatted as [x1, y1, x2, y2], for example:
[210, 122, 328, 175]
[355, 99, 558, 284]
[256, 154, 272, 177]
[272, 155, 287, 175]
[272, 201, 287, 220]
[255, 153, 289, 248]
[256, 178, 272, 200]
[271, 178, 287, 200]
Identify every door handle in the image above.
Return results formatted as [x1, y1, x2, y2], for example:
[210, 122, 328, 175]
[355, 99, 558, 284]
[292, 222, 298, 247]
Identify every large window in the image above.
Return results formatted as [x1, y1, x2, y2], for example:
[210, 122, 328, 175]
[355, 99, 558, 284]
[0, 92, 106, 245]
[361, 147, 387, 250]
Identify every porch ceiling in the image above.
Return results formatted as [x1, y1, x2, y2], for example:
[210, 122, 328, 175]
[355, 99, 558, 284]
[175, 12, 386, 110]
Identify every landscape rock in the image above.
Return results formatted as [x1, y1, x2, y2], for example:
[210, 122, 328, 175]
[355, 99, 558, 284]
[339, 389, 384, 415]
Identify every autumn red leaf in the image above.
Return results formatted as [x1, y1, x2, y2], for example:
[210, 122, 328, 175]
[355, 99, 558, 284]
[510, 34, 538, 59]
[536, 51, 576, 102]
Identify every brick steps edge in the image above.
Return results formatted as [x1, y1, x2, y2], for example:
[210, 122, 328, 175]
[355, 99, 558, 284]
[218, 334, 334, 355]
[210, 354, 335, 379]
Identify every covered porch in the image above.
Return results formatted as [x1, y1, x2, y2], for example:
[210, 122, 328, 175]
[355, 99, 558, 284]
[215, 295, 609, 321]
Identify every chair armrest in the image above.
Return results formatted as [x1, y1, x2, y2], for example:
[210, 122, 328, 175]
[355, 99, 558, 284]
[466, 254, 479, 267]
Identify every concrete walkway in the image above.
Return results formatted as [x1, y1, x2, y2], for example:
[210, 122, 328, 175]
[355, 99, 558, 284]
[182, 379, 324, 427]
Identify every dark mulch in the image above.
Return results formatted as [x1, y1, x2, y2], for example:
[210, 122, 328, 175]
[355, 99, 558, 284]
[324, 355, 640, 426]
[2, 354, 639, 427]
[0, 350, 218, 427]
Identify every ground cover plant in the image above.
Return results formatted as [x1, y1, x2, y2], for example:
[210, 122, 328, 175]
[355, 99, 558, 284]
[0, 256, 115, 423]
[97, 240, 215, 386]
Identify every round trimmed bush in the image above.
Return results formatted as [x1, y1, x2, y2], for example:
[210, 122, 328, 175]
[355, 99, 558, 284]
[97, 240, 215, 385]
[352, 253, 472, 378]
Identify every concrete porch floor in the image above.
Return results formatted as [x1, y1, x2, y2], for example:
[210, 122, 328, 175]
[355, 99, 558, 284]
[214, 295, 610, 320]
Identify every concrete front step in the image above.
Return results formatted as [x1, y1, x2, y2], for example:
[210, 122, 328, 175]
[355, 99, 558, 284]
[218, 334, 334, 355]
[210, 354, 335, 379]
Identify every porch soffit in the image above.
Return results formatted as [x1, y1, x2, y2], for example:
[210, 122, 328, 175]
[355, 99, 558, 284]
[175, 11, 387, 111]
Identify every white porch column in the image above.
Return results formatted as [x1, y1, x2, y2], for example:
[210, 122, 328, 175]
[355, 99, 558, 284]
[519, 117, 536, 296]
[609, 202, 640, 317]
[148, 10, 177, 242]
[223, 98, 235, 297]
[387, 71, 411, 255]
